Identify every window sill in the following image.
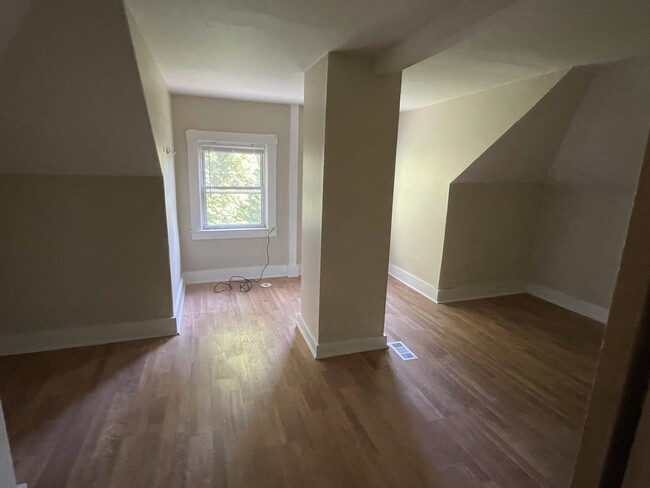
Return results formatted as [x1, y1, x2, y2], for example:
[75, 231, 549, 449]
[191, 228, 277, 240]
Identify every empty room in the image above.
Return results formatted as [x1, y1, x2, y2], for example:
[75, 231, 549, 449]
[1, 1, 650, 488]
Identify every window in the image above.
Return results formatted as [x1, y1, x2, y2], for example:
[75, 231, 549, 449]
[201, 145, 264, 228]
[186, 130, 277, 239]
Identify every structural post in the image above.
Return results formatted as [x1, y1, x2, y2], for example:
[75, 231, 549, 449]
[298, 52, 402, 358]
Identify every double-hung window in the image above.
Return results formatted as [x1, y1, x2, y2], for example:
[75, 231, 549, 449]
[186, 130, 277, 239]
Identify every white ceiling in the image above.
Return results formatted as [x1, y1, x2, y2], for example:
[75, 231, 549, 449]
[126, 0, 457, 105]
[127, 0, 650, 111]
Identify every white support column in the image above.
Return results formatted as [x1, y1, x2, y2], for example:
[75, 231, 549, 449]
[299, 53, 402, 359]
[288, 104, 301, 277]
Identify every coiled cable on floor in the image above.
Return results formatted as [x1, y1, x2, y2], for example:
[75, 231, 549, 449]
[213, 227, 275, 293]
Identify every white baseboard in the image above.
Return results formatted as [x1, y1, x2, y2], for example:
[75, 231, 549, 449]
[183, 264, 295, 285]
[388, 264, 525, 304]
[436, 280, 526, 303]
[526, 283, 609, 324]
[0, 317, 178, 357]
[316, 334, 388, 359]
[296, 314, 318, 357]
[174, 277, 186, 334]
[389, 264, 609, 323]
[296, 314, 387, 359]
[287, 263, 302, 278]
[388, 264, 439, 302]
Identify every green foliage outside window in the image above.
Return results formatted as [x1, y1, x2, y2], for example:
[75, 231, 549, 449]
[203, 148, 263, 227]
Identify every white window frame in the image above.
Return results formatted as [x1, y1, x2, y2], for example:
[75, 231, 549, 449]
[186, 130, 277, 240]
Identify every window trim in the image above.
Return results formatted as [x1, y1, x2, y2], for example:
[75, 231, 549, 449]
[186, 130, 277, 240]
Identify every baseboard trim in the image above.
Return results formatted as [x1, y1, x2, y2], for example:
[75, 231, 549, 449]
[316, 334, 388, 359]
[184, 264, 294, 285]
[287, 264, 302, 278]
[436, 281, 526, 303]
[388, 264, 525, 304]
[0, 317, 178, 357]
[174, 277, 186, 334]
[389, 264, 609, 323]
[296, 313, 318, 358]
[526, 283, 609, 324]
[388, 264, 439, 302]
[296, 314, 387, 359]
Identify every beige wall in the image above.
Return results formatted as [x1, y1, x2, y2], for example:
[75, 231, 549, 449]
[0, 0, 160, 177]
[390, 71, 565, 288]
[0, 175, 173, 335]
[127, 10, 174, 163]
[171, 95, 293, 273]
[570, 133, 650, 488]
[318, 53, 401, 344]
[437, 68, 593, 290]
[529, 58, 650, 308]
[300, 57, 329, 340]
[297, 105, 304, 264]
[128, 11, 182, 313]
[439, 183, 543, 289]
[455, 68, 594, 184]
[530, 185, 637, 308]
[391, 58, 649, 311]
[0, 0, 174, 344]
[301, 52, 401, 348]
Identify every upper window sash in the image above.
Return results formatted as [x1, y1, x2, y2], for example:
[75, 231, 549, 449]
[199, 144, 264, 188]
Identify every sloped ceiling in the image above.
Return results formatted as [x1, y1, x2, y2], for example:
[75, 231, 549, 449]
[401, 0, 650, 109]
[0, 0, 160, 176]
[125, 0, 458, 105]
[455, 57, 650, 186]
[126, 0, 650, 110]
[548, 57, 650, 189]
[455, 67, 596, 183]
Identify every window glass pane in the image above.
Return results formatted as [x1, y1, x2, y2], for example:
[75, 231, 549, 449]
[205, 190, 262, 227]
[202, 147, 262, 187]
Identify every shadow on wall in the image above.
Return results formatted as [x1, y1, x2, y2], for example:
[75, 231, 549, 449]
[528, 56, 650, 311]
[390, 56, 650, 321]
[438, 66, 595, 291]
[0, 0, 175, 348]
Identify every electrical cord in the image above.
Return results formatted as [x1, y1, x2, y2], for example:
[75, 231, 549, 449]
[213, 227, 275, 293]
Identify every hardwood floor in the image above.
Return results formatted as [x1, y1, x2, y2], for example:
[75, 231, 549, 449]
[0, 277, 604, 488]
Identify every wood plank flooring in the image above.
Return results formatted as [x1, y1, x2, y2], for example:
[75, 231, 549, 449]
[0, 277, 604, 488]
